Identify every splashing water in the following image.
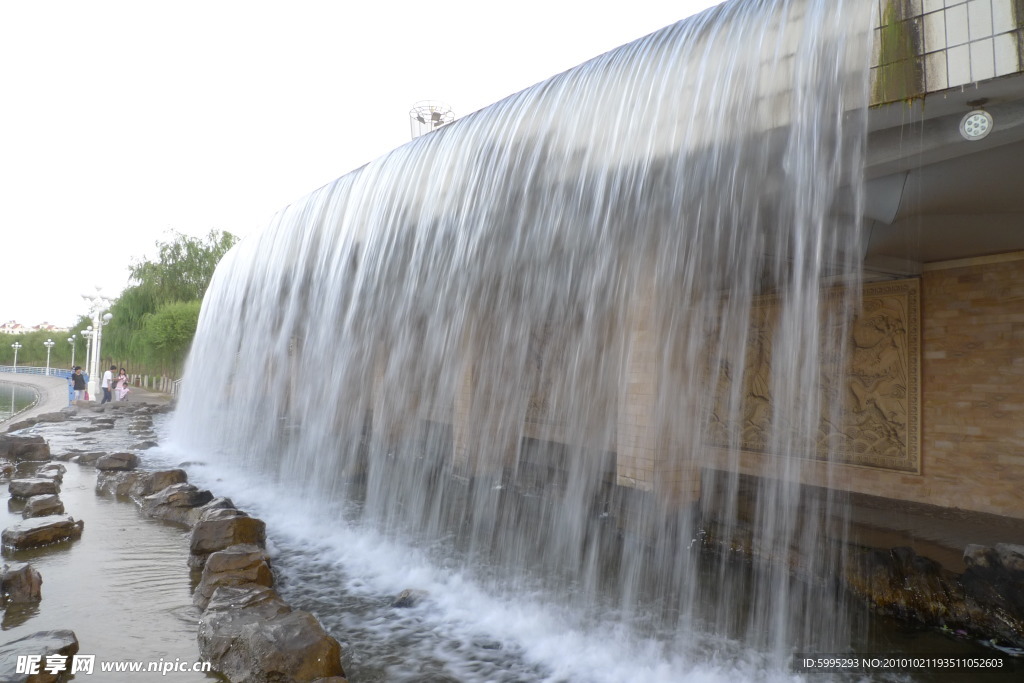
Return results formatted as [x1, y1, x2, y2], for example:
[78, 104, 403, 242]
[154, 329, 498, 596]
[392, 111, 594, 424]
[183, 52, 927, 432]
[170, 0, 875, 678]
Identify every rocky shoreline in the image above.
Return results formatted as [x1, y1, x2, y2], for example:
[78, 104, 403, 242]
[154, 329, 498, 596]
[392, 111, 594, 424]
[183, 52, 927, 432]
[0, 400, 347, 683]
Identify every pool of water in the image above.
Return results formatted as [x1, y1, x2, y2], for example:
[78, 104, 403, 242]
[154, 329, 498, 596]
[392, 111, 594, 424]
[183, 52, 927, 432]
[1, 417, 221, 682]
[0, 382, 37, 423]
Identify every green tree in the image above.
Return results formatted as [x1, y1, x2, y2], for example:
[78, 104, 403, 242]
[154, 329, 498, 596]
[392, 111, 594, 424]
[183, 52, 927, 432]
[101, 229, 238, 375]
[138, 300, 202, 370]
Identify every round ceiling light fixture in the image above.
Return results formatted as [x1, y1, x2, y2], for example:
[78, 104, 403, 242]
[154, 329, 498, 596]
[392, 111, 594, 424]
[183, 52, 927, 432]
[959, 109, 993, 141]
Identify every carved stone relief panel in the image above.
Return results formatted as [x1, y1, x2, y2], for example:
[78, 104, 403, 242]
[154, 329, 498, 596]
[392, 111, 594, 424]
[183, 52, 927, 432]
[708, 278, 921, 472]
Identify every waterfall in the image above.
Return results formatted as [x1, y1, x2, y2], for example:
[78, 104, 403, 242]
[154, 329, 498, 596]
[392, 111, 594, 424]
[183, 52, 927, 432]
[171, 0, 874, 674]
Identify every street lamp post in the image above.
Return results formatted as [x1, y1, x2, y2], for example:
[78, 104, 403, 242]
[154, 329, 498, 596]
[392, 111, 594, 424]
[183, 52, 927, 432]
[68, 335, 76, 368]
[10, 342, 22, 372]
[81, 289, 113, 400]
[43, 339, 55, 376]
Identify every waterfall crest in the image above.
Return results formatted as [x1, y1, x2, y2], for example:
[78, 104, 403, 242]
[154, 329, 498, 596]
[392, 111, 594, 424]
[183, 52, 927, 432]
[172, 0, 875, 668]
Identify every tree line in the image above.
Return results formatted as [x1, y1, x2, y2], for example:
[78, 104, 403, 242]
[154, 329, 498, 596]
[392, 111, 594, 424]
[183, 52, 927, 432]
[1, 230, 238, 378]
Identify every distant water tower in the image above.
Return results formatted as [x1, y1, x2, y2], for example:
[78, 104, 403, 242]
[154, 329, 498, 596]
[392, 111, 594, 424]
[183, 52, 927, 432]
[409, 100, 455, 139]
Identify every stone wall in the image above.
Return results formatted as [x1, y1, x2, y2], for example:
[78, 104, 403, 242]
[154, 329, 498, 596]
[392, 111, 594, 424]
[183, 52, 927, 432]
[787, 251, 1024, 518]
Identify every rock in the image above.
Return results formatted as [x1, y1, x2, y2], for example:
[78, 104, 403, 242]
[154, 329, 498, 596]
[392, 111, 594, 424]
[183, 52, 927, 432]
[4, 419, 37, 433]
[130, 440, 159, 450]
[189, 513, 267, 569]
[0, 435, 50, 462]
[34, 466, 64, 485]
[2, 515, 84, 550]
[961, 543, 1024, 647]
[1, 562, 42, 603]
[96, 468, 187, 498]
[0, 460, 14, 481]
[33, 412, 67, 424]
[199, 585, 345, 683]
[22, 495, 65, 519]
[193, 544, 274, 610]
[141, 483, 215, 525]
[70, 452, 103, 465]
[847, 544, 1024, 650]
[9, 478, 60, 499]
[0, 630, 79, 683]
[391, 589, 428, 608]
[37, 463, 66, 479]
[94, 452, 139, 471]
[995, 543, 1024, 573]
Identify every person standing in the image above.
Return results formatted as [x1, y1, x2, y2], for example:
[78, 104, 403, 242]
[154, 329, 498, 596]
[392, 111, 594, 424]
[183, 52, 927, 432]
[101, 364, 116, 404]
[115, 367, 130, 401]
[71, 366, 88, 402]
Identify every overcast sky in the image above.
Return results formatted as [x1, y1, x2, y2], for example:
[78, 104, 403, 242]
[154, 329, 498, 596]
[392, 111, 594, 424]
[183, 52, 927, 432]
[1, 0, 721, 326]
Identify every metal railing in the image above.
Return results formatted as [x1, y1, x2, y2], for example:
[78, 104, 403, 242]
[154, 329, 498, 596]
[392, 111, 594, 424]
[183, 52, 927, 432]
[0, 365, 73, 379]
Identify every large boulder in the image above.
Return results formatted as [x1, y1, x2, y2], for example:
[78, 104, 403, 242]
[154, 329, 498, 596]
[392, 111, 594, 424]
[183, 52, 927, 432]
[140, 483, 215, 525]
[189, 510, 267, 569]
[193, 544, 274, 610]
[9, 479, 59, 499]
[0, 435, 50, 462]
[94, 452, 139, 472]
[1, 562, 43, 604]
[2, 516, 84, 550]
[22, 495, 65, 519]
[0, 630, 79, 683]
[199, 585, 346, 683]
[96, 468, 187, 499]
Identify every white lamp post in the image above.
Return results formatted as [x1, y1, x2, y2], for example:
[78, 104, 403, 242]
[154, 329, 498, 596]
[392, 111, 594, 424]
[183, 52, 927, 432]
[81, 327, 93, 374]
[81, 288, 113, 400]
[10, 342, 22, 371]
[68, 335, 76, 368]
[43, 339, 55, 376]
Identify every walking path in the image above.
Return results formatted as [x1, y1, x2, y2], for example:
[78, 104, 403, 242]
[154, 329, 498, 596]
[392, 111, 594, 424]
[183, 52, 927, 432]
[0, 371, 171, 431]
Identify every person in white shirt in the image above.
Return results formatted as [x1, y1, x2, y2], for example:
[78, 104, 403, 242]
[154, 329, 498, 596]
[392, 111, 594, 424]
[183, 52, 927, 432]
[101, 364, 116, 404]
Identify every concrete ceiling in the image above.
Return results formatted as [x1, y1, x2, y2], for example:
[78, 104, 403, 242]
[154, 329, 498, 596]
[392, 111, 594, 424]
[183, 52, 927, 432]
[862, 71, 1024, 276]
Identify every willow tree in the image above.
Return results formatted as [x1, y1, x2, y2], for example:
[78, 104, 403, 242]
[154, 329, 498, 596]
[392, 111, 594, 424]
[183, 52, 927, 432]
[102, 230, 238, 375]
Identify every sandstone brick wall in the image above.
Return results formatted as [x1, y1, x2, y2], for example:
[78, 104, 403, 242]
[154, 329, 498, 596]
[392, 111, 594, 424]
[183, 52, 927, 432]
[802, 251, 1024, 519]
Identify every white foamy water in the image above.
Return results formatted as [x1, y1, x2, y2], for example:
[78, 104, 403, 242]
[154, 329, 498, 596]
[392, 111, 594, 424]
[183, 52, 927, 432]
[169, 0, 877, 679]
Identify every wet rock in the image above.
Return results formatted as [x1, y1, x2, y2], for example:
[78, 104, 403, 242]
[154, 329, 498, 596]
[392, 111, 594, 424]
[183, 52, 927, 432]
[193, 544, 274, 610]
[3, 419, 37, 433]
[70, 452, 103, 465]
[995, 543, 1024, 573]
[846, 544, 1024, 649]
[37, 463, 66, 479]
[0, 629, 79, 683]
[960, 543, 1024, 648]
[1, 562, 42, 604]
[391, 589, 428, 608]
[22, 495, 65, 519]
[0, 459, 14, 481]
[189, 511, 267, 569]
[130, 440, 159, 450]
[94, 452, 139, 472]
[0, 435, 50, 462]
[199, 584, 345, 683]
[140, 483, 214, 525]
[96, 468, 187, 499]
[1, 515, 83, 550]
[33, 412, 67, 424]
[9, 478, 60, 499]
